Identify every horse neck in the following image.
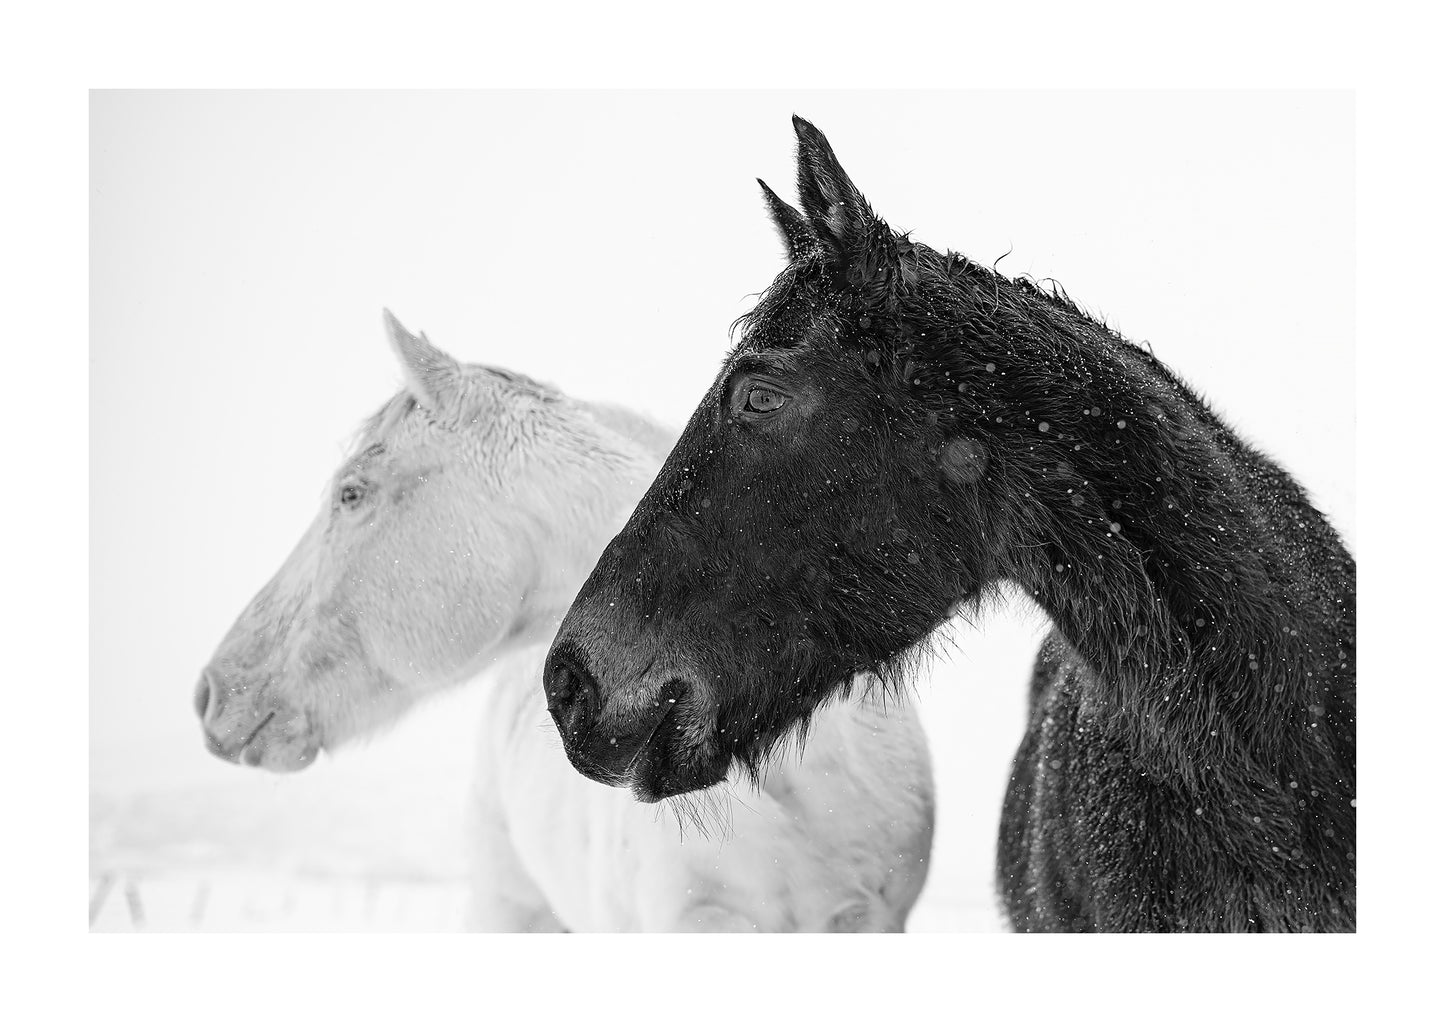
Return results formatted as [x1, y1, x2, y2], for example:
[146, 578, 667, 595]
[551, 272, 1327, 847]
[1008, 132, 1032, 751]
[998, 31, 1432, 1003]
[945, 297, 1354, 777]
[470, 405, 673, 678]
[577, 399, 678, 463]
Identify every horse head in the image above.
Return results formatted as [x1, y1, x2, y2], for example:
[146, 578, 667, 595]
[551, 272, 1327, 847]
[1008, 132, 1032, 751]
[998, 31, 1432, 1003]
[196, 311, 660, 771]
[545, 117, 1039, 801]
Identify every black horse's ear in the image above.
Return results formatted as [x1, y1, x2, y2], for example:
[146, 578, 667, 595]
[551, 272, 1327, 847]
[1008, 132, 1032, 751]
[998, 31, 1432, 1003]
[791, 115, 897, 291]
[758, 178, 816, 261]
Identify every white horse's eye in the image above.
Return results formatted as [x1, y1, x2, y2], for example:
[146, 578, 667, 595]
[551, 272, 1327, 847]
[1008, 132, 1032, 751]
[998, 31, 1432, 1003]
[338, 483, 367, 508]
[745, 387, 788, 414]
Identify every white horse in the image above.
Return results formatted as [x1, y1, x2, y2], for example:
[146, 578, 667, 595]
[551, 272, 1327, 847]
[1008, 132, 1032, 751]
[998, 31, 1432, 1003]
[196, 311, 935, 931]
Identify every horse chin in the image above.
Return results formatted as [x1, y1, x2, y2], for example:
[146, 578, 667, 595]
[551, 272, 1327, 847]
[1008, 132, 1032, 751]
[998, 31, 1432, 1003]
[243, 736, 321, 773]
[626, 739, 731, 804]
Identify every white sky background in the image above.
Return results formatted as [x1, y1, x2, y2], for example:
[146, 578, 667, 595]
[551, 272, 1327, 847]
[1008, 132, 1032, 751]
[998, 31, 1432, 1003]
[90, 92, 1353, 907]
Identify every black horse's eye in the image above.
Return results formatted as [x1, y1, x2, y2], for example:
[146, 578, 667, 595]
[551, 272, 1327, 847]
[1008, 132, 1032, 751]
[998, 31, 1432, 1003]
[744, 386, 789, 414]
[337, 483, 367, 509]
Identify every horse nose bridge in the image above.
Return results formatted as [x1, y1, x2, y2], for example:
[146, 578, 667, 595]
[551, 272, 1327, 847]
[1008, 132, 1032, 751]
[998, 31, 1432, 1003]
[557, 577, 706, 697]
[600, 663, 689, 724]
[207, 581, 318, 701]
[217, 548, 322, 657]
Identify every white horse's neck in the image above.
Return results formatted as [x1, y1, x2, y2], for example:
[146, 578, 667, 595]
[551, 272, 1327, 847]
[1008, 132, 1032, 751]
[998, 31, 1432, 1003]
[577, 400, 678, 463]
[453, 397, 674, 684]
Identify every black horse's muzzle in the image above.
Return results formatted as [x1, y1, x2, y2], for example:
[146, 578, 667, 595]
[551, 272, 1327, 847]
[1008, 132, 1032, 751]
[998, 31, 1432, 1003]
[544, 644, 720, 801]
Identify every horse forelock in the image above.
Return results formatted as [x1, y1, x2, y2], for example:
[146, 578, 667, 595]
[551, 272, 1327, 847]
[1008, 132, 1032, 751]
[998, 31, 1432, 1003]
[345, 390, 418, 461]
[728, 257, 831, 350]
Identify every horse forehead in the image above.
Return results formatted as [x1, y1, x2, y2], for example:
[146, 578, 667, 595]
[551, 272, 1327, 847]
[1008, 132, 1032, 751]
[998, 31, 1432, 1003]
[725, 345, 809, 380]
[740, 302, 840, 357]
[731, 311, 844, 378]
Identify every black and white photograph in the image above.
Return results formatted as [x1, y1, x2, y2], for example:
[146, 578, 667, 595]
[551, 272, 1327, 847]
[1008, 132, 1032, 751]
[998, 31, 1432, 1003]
[89, 89, 1354, 935]
[21, 6, 1432, 1014]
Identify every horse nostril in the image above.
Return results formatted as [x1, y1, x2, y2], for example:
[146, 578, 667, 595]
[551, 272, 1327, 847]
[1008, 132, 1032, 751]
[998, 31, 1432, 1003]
[194, 672, 214, 721]
[545, 652, 600, 741]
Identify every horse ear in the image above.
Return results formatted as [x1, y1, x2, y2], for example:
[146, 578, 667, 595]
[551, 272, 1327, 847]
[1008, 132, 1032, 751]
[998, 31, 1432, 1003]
[758, 178, 816, 261]
[382, 308, 460, 411]
[791, 115, 891, 269]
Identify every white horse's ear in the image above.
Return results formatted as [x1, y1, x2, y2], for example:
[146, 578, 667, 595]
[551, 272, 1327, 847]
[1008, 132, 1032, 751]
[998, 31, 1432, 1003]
[382, 309, 460, 411]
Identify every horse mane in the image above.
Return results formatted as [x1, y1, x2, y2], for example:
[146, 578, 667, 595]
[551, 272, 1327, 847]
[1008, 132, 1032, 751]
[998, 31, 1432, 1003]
[345, 361, 569, 457]
[474, 363, 562, 400]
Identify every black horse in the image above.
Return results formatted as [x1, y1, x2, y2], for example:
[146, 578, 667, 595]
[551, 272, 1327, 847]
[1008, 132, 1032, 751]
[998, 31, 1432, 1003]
[544, 117, 1355, 932]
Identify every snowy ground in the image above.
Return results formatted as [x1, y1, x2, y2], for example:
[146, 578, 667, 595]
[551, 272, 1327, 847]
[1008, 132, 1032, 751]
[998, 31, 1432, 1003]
[90, 602, 1043, 933]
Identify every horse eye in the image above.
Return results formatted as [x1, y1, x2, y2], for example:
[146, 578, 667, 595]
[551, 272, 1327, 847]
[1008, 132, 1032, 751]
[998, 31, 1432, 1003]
[338, 483, 366, 508]
[745, 387, 788, 414]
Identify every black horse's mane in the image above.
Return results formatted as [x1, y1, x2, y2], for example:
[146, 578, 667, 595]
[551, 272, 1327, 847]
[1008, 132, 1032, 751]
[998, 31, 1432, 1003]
[726, 224, 1353, 783]
[732, 235, 1120, 359]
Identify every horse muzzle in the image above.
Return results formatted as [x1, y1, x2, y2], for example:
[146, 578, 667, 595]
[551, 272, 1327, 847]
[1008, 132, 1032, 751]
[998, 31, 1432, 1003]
[194, 669, 319, 772]
[543, 644, 725, 802]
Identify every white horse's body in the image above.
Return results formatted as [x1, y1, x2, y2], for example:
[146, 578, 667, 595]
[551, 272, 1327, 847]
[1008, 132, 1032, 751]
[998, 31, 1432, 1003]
[469, 646, 932, 931]
[198, 311, 934, 931]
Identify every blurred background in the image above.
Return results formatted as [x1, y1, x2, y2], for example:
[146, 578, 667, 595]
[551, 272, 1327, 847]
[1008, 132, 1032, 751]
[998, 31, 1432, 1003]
[90, 90, 1353, 931]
